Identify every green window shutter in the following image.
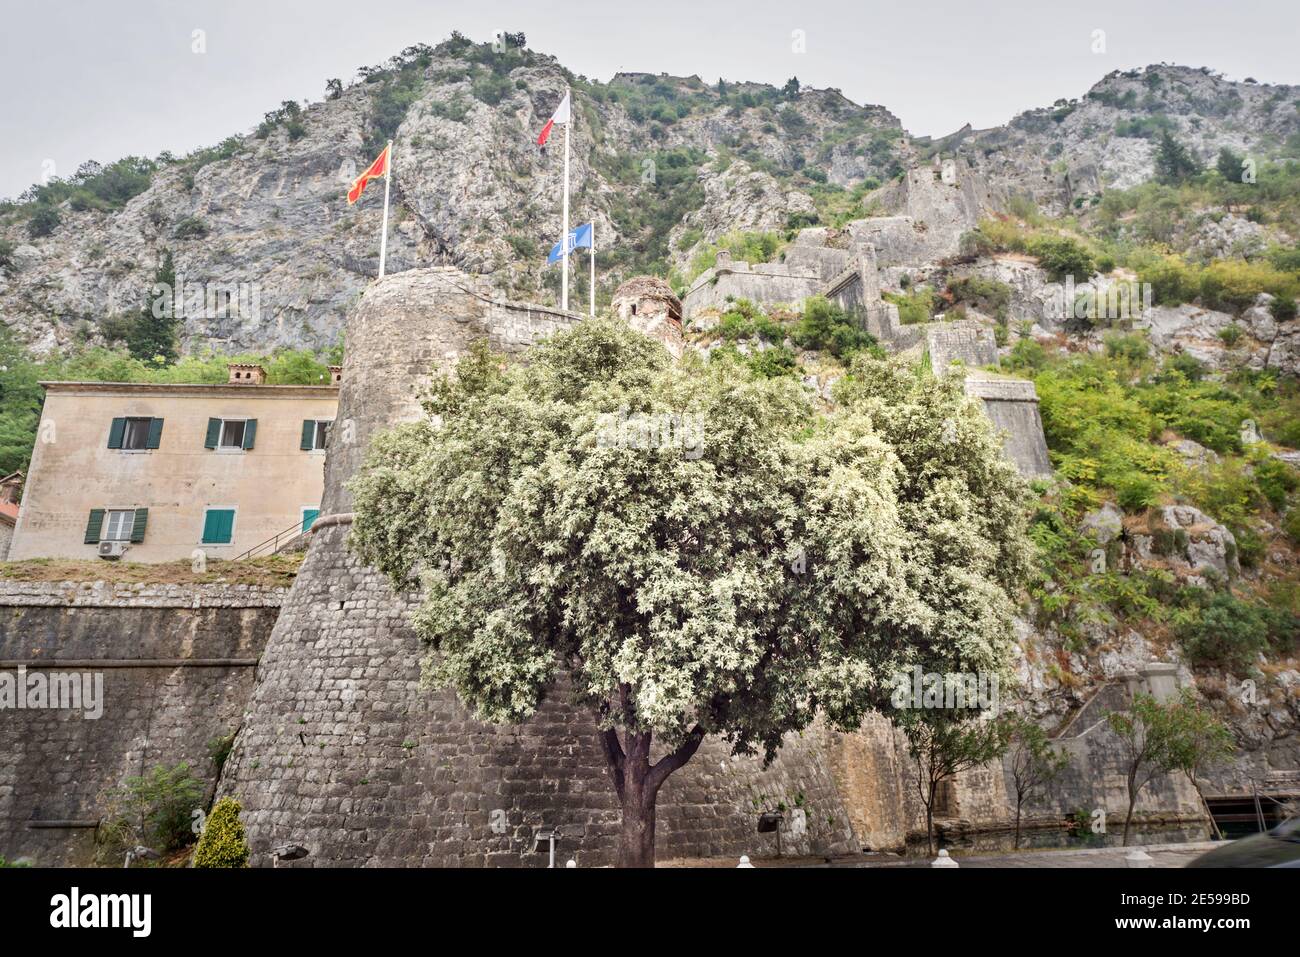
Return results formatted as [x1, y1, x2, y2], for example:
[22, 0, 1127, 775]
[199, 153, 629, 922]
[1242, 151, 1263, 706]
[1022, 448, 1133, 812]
[84, 509, 106, 544]
[204, 418, 221, 449]
[129, 508, 149, 543]
[202, 509, 235, 545]
[108, 418, 126, 449]
[146, 418, 164, 449]
[300, 419, 315, 451]
[242, 419, 257, 450]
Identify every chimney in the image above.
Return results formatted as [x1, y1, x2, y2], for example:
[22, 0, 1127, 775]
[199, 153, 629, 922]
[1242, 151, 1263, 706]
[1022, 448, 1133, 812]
[227, 363, 267, 385]
[328, 365, 343, 385]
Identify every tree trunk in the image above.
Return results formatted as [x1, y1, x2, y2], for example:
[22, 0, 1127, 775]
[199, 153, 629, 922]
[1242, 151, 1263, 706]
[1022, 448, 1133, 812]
[1190, 776, 1222, 840]
[1122, 792, 1137, 846]
[924, 780, 937, 855]
[617, 731, 656, 868]
[599, 713, 705, 869]
[1014, 795, 1023, 850]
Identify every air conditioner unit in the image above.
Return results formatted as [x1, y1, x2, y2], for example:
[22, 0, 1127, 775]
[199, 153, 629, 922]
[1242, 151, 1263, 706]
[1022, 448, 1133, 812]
[97, 540, 128, 559]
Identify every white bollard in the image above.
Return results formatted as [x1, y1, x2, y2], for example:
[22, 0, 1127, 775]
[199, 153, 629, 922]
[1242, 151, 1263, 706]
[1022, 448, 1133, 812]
[737, 855, 755, 868]
[931, 849, 959, 868]
[565, 859, 576, 869]
[1125, 849, 1154, 869]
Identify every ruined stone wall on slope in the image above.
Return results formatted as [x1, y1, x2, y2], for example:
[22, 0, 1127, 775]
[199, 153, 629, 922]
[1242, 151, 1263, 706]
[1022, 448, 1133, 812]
[0, 581, 282, 865]
[964, 376, 1054, 478]
[217, 267, 859, 866]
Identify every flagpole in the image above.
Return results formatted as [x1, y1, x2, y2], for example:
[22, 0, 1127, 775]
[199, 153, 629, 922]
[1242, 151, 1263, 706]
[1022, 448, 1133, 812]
[589, 221, 595, 318]
[378, 140, 392, 279]
[561, 99, 570, 312]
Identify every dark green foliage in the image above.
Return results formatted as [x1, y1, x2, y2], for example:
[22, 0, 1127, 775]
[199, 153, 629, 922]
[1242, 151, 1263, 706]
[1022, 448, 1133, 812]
[26, 204, 60, 237]
[255, 100, 305, 140]
[1254, 458, 1298, 511]
[1176, 590, 1291, 669]
[789, 296, 879, 358]
[172, 216, 208, 239]
[1029, 234, 1095, 281]
[1216, 147, 1246, 183]
[16, 157, 156, 220]
[948, 275, 1011, 315]
[99, 762, 205, 859]
[471, 72, 513, 106]
[1154, 131, 1202, 184]
[1270, 295, 1297, 322]
[601, 147, 706, 278]
[127, 252, 179, 364]
[748, 346, 798, 378]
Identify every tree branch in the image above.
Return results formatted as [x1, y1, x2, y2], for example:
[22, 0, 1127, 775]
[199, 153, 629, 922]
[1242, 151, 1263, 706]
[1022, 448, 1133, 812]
[645, 724, 706, 798]
[599, 725, 626, 804]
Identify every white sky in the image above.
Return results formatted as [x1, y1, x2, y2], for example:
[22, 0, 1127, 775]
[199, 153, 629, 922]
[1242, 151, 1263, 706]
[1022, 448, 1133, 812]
[2, 0, 1297, 199]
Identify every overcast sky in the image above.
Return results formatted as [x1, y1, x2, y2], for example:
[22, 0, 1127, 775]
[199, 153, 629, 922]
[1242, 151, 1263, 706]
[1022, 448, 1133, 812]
[2, 0, 1297, 200]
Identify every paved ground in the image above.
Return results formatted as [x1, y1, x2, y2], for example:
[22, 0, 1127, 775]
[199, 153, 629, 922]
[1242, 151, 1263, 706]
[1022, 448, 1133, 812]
[666, 841, 1220, 868]
[845, 841, 1220, 868]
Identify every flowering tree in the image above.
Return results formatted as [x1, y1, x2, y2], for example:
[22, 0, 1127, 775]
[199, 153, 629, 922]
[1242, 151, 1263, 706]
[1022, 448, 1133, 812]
[348, 320, 1031, 867]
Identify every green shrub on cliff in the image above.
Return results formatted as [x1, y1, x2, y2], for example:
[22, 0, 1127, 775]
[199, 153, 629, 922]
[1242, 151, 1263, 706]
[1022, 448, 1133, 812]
[193, 798, 251, 868]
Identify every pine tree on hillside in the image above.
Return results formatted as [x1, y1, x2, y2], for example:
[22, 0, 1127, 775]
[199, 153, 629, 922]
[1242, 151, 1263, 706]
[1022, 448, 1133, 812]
[1215, 146, 1245, 183]
[1155, 131, 1202, 184]
[127, 251, 179, 364]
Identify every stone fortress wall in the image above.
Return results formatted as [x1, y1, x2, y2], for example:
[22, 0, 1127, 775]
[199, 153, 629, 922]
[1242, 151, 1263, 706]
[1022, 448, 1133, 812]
[214, 268, 860, 866]
[0, 581, 284, 864]
[683, 157, 1054, 479]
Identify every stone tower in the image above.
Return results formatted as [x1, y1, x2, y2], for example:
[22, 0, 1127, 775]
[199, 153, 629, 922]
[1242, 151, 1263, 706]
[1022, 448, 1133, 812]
[611, 276, 684, 359]
[216, 267, 858, 866]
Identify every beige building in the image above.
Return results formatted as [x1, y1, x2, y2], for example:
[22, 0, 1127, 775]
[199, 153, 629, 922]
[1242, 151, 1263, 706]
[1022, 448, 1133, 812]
[9, 366, 339, 563]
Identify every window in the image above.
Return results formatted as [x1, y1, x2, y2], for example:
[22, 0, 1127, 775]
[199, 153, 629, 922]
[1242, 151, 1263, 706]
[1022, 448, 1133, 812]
[301, 419, 332, 451]
[201, 508, 236, 545]
[219, 420, 246, 449]
[103, 509, 136, 541]
[122, 418, 151, 450]
[84, 508, 147, 544]
[108, 416, 163, 450]
[205, 417, 256, 451]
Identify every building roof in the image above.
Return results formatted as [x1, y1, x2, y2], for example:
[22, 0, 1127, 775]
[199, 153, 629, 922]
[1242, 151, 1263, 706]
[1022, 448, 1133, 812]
[0, 501, 18, 524]
[612, 275, 680, 306]
[39, 381, 339, 399]
[612, 276, 683, 323]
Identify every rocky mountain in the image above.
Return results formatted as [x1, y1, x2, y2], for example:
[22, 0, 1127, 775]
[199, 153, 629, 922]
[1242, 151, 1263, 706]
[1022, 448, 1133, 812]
[0, 37, 1297, 357]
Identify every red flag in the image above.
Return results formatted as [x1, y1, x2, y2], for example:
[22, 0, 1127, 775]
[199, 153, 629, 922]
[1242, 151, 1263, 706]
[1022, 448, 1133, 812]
[537, 92, 571, 146]
[347, 144, 390, 204]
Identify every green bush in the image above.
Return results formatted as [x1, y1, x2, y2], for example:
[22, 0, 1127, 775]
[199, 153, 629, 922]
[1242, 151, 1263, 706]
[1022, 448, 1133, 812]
[748, 346, 798, 378]
[948, 275, 1011, 315]
[1284, 507, 1300, 545]
[790, 296, 878, 358]
[1271, 296, 1298, 321]
[883, 287, 934, 325]
[193, 797, 251, 868]
[98, 762, 205, 862]
[1255, 458, 1299, 511]
[1028, 234, 1095, 281]
[27, 204, 61, 238]
[173, 216, 209, 239]
[1177, 592, 1270, 669]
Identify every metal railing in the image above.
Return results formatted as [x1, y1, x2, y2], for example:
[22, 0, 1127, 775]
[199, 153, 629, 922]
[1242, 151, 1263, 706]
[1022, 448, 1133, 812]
[234, 519, 309, 561]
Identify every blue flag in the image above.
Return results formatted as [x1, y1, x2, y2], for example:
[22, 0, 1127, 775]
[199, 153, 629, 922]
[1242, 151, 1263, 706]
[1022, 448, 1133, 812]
[547, 222, 593, 264]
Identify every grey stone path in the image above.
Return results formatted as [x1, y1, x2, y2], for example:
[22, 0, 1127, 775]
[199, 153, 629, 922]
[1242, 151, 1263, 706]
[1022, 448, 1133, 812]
[823, 841, 1219, 868]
